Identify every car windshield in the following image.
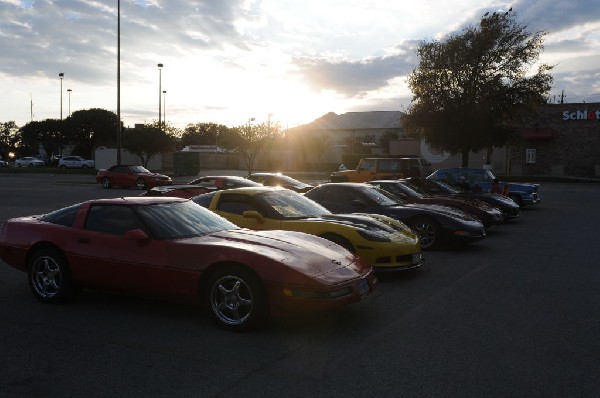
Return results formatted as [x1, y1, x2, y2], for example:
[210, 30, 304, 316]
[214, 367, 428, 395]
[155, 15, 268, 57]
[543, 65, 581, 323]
[402, 182, 429, 197]
[130, 165, 151, 173]
[359, 185, 407, 206]
[257, 190, 331, 219]
[433, 180, 464, 193]
[135, 200, 239, 239]
[397, 183, 426, 199]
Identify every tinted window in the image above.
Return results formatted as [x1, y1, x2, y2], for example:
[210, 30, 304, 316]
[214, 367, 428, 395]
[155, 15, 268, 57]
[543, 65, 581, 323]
[192, 192, 217, 208]
[85, 205, 147, 236]
[216, 193, 259, 215]
[40, 203, 82, 227]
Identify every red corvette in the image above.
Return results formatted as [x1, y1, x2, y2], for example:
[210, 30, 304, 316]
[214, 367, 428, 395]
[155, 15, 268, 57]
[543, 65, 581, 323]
[96, 165, 172, 190]
[0, 197, 375, 331]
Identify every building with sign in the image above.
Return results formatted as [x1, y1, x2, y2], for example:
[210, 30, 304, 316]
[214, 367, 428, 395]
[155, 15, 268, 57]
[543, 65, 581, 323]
[509, 103, 600, 177]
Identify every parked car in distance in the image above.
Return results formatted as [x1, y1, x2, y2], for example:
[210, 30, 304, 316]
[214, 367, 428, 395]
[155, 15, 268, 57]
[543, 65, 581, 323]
[0, 159, 8, 167]
[428, 167, 540, 207]
[96, 165, 172, 190]
[305, 182, 486, 250]
[15, 156, 45, 167]
[58, 156, 95, 169]
[329, 157, 432, 182]
[193, 186, 424, 272]
[189, 175, 262, 190]
[247, 172, 314, 193]
[368, 180, 504, 229]
[0, 197, 376, 331]
[141, 184, 216, 198]
[406, 177, 521, 219]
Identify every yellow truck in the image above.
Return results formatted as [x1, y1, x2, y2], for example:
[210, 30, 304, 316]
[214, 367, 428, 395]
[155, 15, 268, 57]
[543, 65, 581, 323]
[329, 157, 432, 182]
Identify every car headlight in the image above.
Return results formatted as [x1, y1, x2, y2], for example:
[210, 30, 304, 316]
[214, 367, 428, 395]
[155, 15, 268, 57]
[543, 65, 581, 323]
[357, 229, 391, 242]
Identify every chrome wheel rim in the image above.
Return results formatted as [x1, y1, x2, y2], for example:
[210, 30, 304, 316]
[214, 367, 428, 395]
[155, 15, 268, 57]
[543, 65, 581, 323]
[136, 179, 146, 190]
[102, 177, 110, 188]
[31, 255, 62, 299]
[210, 275, 254, 326]
[414, 221, 436, 248]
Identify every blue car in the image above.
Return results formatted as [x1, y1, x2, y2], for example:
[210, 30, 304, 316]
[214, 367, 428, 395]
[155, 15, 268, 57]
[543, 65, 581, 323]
[427, 168, 540, 207]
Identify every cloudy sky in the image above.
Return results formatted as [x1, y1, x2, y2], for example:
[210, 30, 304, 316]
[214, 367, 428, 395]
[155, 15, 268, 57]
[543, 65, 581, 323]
[1, 0, 599, 130]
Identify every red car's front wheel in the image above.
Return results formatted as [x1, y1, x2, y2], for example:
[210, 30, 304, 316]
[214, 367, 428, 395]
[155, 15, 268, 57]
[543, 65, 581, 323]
[206, 265, 268, 331]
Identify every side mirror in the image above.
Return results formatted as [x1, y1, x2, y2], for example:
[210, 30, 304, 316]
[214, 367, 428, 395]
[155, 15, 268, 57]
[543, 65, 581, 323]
[124, 229, 150, 241]
[242, 210, 265, 223]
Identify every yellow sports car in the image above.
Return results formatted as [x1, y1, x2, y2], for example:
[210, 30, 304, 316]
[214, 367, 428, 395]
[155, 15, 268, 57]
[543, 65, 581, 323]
[192, 187, 424, 272]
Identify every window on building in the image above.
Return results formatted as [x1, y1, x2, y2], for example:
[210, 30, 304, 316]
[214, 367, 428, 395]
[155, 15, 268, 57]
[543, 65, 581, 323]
[526, 149, 536, 164]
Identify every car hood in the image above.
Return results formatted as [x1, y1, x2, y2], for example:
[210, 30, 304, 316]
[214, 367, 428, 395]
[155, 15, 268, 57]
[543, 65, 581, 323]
[401, 203, 478, 221]
[143, 172, 171, 179]
[183, 228, 364, 278]
[319, 213, 415, 235]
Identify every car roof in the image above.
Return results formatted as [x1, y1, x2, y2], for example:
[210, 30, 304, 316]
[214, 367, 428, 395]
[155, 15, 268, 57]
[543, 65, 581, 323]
[89, 197, 188, 205]
[212, 186, 288, 195]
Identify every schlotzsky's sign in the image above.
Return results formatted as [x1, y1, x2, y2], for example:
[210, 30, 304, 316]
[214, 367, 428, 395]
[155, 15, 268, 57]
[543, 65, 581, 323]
[562, 110, 600, 120]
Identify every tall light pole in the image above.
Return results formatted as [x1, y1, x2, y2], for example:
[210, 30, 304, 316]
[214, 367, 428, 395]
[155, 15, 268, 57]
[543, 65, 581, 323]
[162, 90, 166, 127]
[117, 0, 121, 165]
[67, 89, 72, 116]
[157, 63, 163, 126]
[59, 72, 64, 119]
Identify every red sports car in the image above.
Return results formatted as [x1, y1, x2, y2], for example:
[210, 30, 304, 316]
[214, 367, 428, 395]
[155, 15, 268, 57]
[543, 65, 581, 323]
[96, 165, 172, 190]
[0, 197, 375, 331]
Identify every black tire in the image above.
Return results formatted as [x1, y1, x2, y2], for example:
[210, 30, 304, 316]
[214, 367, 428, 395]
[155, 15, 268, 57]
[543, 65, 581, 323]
[409, 217, 441, 250]
[206, 265, 268, 331]
[28, 248, 76, 303]
[82, 165, 89, 169]
[101, 177, 112, 189]
[135, 178, 147, 190]
[59, 165, 67, 169]
[320, 233, 355, 253]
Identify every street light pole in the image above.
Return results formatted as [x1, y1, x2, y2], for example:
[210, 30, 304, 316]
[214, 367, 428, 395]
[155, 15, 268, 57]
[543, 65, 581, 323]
[59, 72, 64, 120]
[117, 0, 121, 165]
[67, 89, 72, 116]
[157, 63, 163, 126]
[162, 90, 166, 127]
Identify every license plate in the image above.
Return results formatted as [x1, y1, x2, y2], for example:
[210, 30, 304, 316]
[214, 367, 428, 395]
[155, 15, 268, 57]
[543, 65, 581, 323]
[358, 278, 370, 298]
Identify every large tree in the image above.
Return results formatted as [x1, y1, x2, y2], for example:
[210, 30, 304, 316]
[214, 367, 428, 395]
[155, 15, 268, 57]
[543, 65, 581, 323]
[64, 108, 121, 158]
[403, 11, 553, 166]
[219, 121, 281, 174]
[179, 122, 232, 148]
[17, 119, 66, 159]
[0, 121, 19, 160]
[122, 122, 176, 168]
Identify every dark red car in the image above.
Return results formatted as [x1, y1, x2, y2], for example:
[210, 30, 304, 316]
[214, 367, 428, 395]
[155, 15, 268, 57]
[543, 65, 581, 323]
[96, 165, 172, 190]
[368, 180, 504, 228]
[0, 197, 375, 331]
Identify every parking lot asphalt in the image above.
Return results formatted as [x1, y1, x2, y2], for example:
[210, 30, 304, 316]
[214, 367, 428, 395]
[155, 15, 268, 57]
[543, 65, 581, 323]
[0, 173, 599, 397]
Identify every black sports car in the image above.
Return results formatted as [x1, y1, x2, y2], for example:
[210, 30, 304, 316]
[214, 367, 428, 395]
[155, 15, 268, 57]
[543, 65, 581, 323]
[304, 183, 486, 250]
